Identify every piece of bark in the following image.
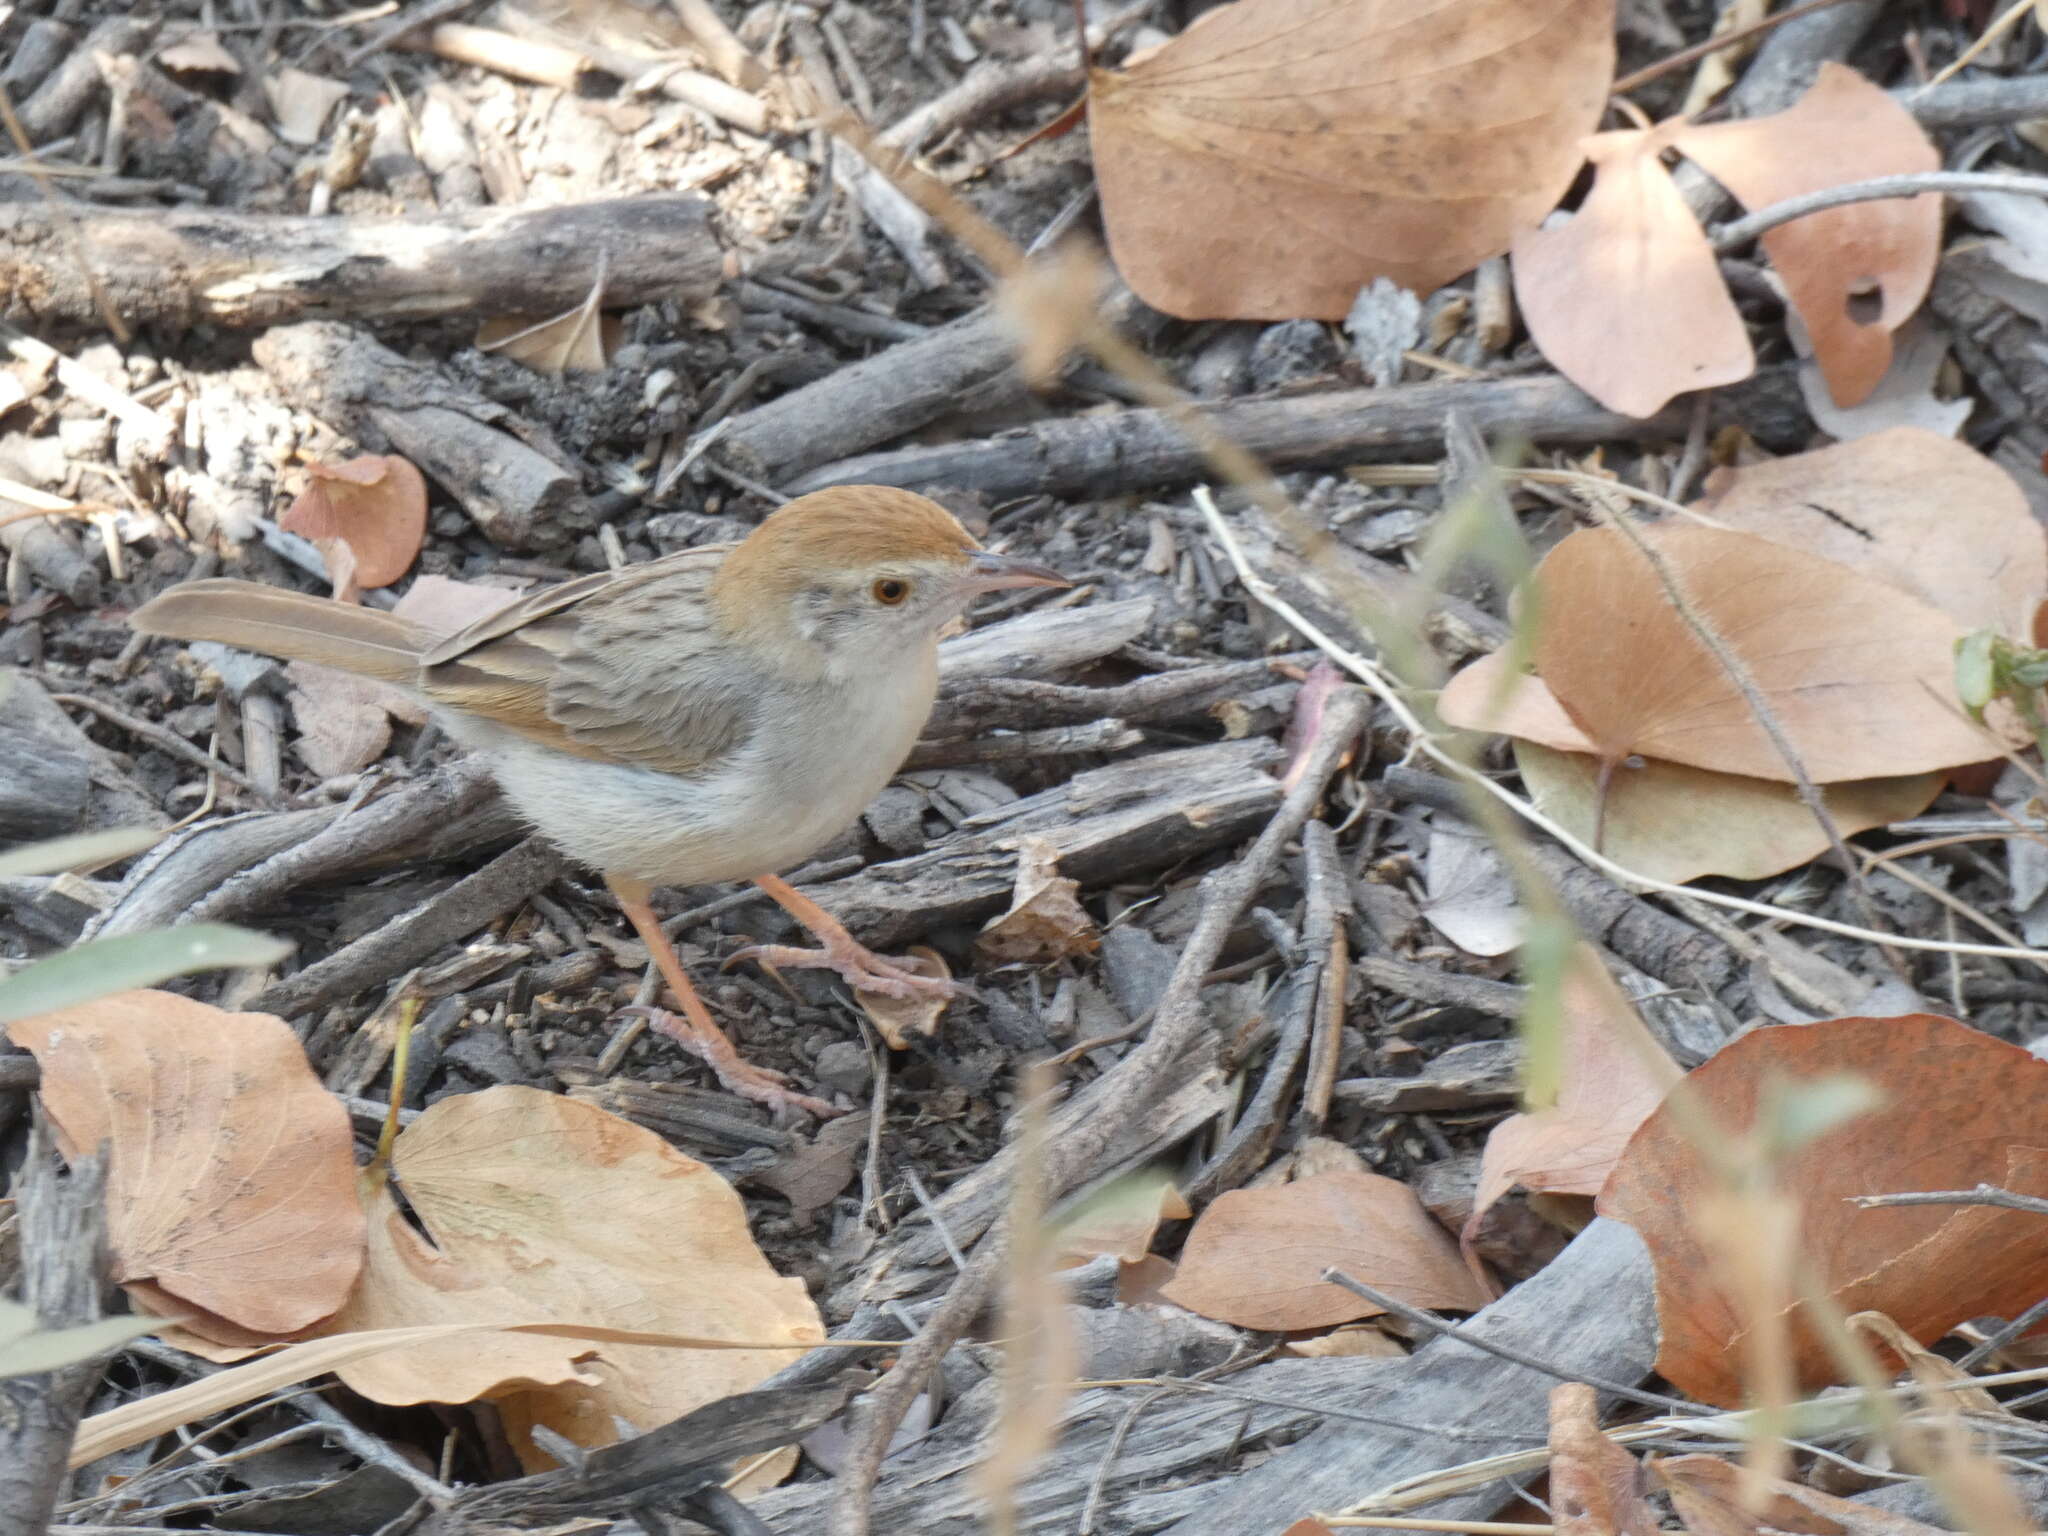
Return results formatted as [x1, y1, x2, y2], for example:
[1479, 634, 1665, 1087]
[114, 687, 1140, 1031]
[0, 19, 74, 100]
[0, 194, 720, 330]
[249, 836, 572, 1020]
[938, 596, 1154, 683]
[798, 737, 1285, 948]
[926, 655, 1311, 737]
[0, 1119, 109, 1536]
[789, 375, 1693, 502]
[0, 672, 166, 843]
[1335, 1037, 1521, 1112]
[253, 322, 583, 550]
[0, 514, 98, 609]
[753, 1218, 1657, 1532]
[87, 757, 511, 938]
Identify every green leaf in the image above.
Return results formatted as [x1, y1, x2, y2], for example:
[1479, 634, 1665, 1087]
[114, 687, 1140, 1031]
[0, 926, 292, 1025]
[0, 1298, 155, 1379]
[1954, 629, 1996, 719]
[0, 826, 164, 879]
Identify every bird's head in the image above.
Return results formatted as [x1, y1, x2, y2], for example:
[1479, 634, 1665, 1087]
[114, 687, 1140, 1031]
[710, 486, 1068, 670]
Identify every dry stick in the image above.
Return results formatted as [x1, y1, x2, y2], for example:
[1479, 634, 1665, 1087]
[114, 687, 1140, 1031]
[1198, 496, 2048, 963]
[1712, 169, 2048, 252]
[1851, 1185, 2048, 1217]
[48, 691, 266, 799]
[1610, 0, 1862, 93]
[824, 688, 1373, 1535]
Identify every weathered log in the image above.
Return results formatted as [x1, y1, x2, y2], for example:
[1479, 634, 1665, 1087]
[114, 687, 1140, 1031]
[0, 194, 722, 331]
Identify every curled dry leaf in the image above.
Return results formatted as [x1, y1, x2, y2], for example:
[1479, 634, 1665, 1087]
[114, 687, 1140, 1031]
[1692, 427, 2046, 641]
[1053, 1171, 1191, 1268]
[8, 990, 363, 1338]
[279, 454, 428, 595]
[1088, 0, 1616, 319]
[977, 836, 1099, 966]
[1655, 1454, 1949, 1536]
[1512, 126, 1753, 417]
[1598, 1014, 2048, 1407]
[1512, 742, 1943, 885]
[1467, 945, 1681, 1247]
[1550, 1383, 1659, 1536]
[1669, 64, 1940, 408]
[853, 945, 952, 1050]
[1159, 1168, 1489, 1331]
[1530, 524, 1993, 782]
[316, 1086, 820, 1470]
[285, 660, 429, 779]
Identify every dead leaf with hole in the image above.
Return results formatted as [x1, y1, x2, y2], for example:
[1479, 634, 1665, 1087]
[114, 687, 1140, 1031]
[279, 454, 428, 599]
[8, 990, 363, 1338]
[1511, 125, 1753, 416]
[1551, 1383, 1659, 1536]
[318, 1086, 822, 1473]
[977, 836, 1099, 965]
[1598, 1014, 2048, 1407]
[1668, 63, 1940, 408]
[1159, 1168, 1490, 1331]
[1692, 427, 2046, 641]
[1655, 1454, 1949, 1536]
[1087, 0, 1617, 319]
[1512, 742, 1943, 884]
[1467, 946, 1680, 1249]
[1531, 524, 1994, 782]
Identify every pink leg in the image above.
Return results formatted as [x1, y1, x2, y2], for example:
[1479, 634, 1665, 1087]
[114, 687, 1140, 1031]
[728, 874, 962, 1002]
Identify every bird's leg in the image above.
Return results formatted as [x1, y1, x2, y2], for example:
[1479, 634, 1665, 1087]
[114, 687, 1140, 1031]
[730, 873, 963, 1002]
[605, 873, 841, 1119]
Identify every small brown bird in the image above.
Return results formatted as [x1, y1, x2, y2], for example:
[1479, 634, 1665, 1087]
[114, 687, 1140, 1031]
[132, 487, 1067, 1117]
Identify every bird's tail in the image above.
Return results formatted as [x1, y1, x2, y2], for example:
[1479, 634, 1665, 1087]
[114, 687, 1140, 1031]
[130, 579, 434, 684]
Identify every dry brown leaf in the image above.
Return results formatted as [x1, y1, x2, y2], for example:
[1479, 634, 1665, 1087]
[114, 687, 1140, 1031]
[285, 660, 428, 779]
[1551, 1382, 1659, 1536]
[264, 67, 350, 146]
[1512, 125, 1753, 416]
[1656, 1453, 1949, 1536]
[1283, 1323, 1407, 1359]
[318, 1086, 822, 1469]
[1159, 1168, 1490, 1331]
[8, 990, 363, 1337]
[1467, 946, 1681, 1248]
[476, 271, 619, 375]
[1669, 64, 1940, 408]
[976, 836, 1100, 965]
[390, 573, 524, 635]
[1054, 1175, 1191, 1269]
[1116, 1253, 1179, 1308]
[279, 454, 428, 595]
[1438, 648, 1599, 754]
[158, 31, 241, 76]
[1693, 427, 2046, 641]
[852, 945, 952, 1050]
[1088, 0, 1616, 319]
[1513, 742, 1943, 885]
[1533, 524, 1993, 782]
[1598, 1014, 2048, 1407]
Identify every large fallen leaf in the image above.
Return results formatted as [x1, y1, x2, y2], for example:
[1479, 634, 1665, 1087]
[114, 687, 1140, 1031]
[1513, 742, 1943, 885]
[1693, 428, 2046, 641]
[1669, 64, 1940, 408]
[1531, 524, 1994, 782]
[1088, 0, 1616, 318]
[1512, 125, 1753, 416]
[279, 454, 428, 596]
[1598, 1014, 2048, 1407]
[1467, 945, 1681, 1246]
[1159, 1168, 1490, 1330]
[976, 836, 1100, 965]
[1438, 647, 1598, 754]
[9, 990, 363, 1337]
[319, 1086, 822, 1469]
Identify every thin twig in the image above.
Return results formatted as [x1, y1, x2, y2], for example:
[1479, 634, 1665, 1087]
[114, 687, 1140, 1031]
[1713, 170, 2048, 251]
[1850, 1185, 2048, 1217]
[1611, 0, 1860, 92]
[49, 692, 266, 798]
[1319, 1268, 1698, 1415]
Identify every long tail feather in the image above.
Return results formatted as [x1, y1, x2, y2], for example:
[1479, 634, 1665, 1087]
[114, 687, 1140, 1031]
[130, 580, 432, 684]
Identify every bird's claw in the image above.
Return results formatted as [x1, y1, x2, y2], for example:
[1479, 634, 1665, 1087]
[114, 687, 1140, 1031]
[726, 941, 966, 1002]
[616, 1005, 844, 1120]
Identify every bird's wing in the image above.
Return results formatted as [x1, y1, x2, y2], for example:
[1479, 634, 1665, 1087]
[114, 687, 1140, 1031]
[420, 544, 754, 776]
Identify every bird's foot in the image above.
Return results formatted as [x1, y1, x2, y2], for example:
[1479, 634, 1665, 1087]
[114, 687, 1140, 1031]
[618, 1004, 843, 1120]
[727, 937, 964, 1002]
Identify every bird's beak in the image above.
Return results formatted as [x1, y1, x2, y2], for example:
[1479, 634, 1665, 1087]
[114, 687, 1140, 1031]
[964, 549, 1070, 592]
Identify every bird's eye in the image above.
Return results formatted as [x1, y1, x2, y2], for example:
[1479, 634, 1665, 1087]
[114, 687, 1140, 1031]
[872, 577, 911, 606]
